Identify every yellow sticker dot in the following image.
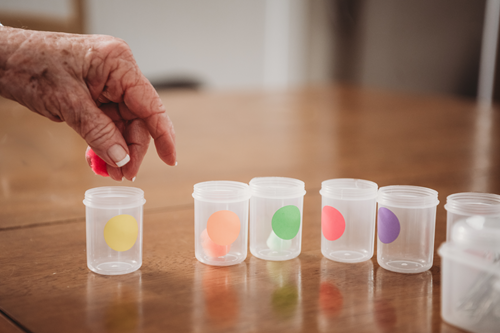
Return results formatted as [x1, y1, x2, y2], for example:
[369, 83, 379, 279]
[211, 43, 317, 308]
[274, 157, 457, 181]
[103, 214, 138, 252]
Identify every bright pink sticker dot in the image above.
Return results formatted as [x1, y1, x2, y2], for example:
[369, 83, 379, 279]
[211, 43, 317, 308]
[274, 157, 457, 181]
[322, 206, 345, 241]
[85, 147, 109, 177]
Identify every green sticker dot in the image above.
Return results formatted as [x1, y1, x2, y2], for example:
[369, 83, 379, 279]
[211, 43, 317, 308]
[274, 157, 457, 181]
[271, 205, 301, 240]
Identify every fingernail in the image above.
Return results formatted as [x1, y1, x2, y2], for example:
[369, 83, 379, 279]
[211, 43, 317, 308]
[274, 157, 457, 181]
[85, 146, 92, 168]
[132, 177, 136, 182]
[108, 144, 130, 167]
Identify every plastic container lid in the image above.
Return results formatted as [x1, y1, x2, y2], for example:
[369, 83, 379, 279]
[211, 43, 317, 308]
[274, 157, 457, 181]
[451, 216, 500, 252]
[438, 243, 500, 275]
[319, 178, 378, 200]
[445, 192, 500, 216]
[378, 185, 439, 208]
[192, 181, 251, 203]
[83, 186, 146, 209]
[249, 177, 306, 199]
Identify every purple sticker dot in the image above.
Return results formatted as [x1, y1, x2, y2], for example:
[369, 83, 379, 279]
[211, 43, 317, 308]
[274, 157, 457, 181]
[378, 207, 400, 244]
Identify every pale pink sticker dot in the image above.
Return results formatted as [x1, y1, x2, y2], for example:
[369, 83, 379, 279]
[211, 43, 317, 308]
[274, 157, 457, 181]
[207, 210, 241, 246]
[201, 229, 231, 257]
[322, 206, 346, 241]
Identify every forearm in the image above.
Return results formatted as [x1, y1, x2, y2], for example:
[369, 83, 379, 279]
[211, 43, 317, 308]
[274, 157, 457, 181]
[0, 27, 89, 121]
[0, 27, 36, 101]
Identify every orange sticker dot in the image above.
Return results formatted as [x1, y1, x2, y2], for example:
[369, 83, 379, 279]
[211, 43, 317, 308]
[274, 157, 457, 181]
[207, 210, 241, 246]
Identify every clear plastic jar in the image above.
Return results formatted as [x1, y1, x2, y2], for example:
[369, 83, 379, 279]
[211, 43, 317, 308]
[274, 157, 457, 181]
[249, 177, 306, 261]
[193, 181, 250, 266]
[377, 185, 439, 274]
[320, 178, 378, 263]
[84, 186, 145, 275]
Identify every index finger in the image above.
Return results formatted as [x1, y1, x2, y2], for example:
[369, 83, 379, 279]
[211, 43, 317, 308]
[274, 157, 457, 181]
[123, 75, 177, 166]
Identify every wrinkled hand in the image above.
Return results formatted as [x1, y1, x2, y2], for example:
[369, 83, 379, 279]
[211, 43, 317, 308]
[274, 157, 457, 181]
[0, 27, 176, 181]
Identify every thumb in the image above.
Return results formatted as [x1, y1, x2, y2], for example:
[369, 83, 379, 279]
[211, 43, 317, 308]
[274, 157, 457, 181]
[73, 103, 130, 168]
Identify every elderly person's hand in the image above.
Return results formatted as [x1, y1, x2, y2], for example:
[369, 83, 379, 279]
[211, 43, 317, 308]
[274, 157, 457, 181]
[0, 26, 176, 181]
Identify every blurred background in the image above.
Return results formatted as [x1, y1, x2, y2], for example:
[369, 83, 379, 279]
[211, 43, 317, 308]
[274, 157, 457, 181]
[0, 0, 494, 98]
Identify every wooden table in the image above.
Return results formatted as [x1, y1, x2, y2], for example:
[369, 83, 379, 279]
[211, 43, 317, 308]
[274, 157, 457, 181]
[0, 85, 498, 332]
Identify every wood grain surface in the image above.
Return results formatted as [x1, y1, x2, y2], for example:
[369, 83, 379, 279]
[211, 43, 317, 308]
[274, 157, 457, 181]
[0, 314, 24, 333]
[0, 85, 498, 332]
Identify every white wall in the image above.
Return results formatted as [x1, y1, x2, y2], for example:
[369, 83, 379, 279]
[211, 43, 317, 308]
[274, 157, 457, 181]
[87, 0, 268, 89]
[0, 0, 71, 18]
[86, 0, 331, 90]
[0, 0, 333, 90]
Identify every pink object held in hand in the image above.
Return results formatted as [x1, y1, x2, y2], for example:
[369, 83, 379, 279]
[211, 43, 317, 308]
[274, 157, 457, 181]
[201, 229, 230, 258]
[85, 147, 109, 177]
